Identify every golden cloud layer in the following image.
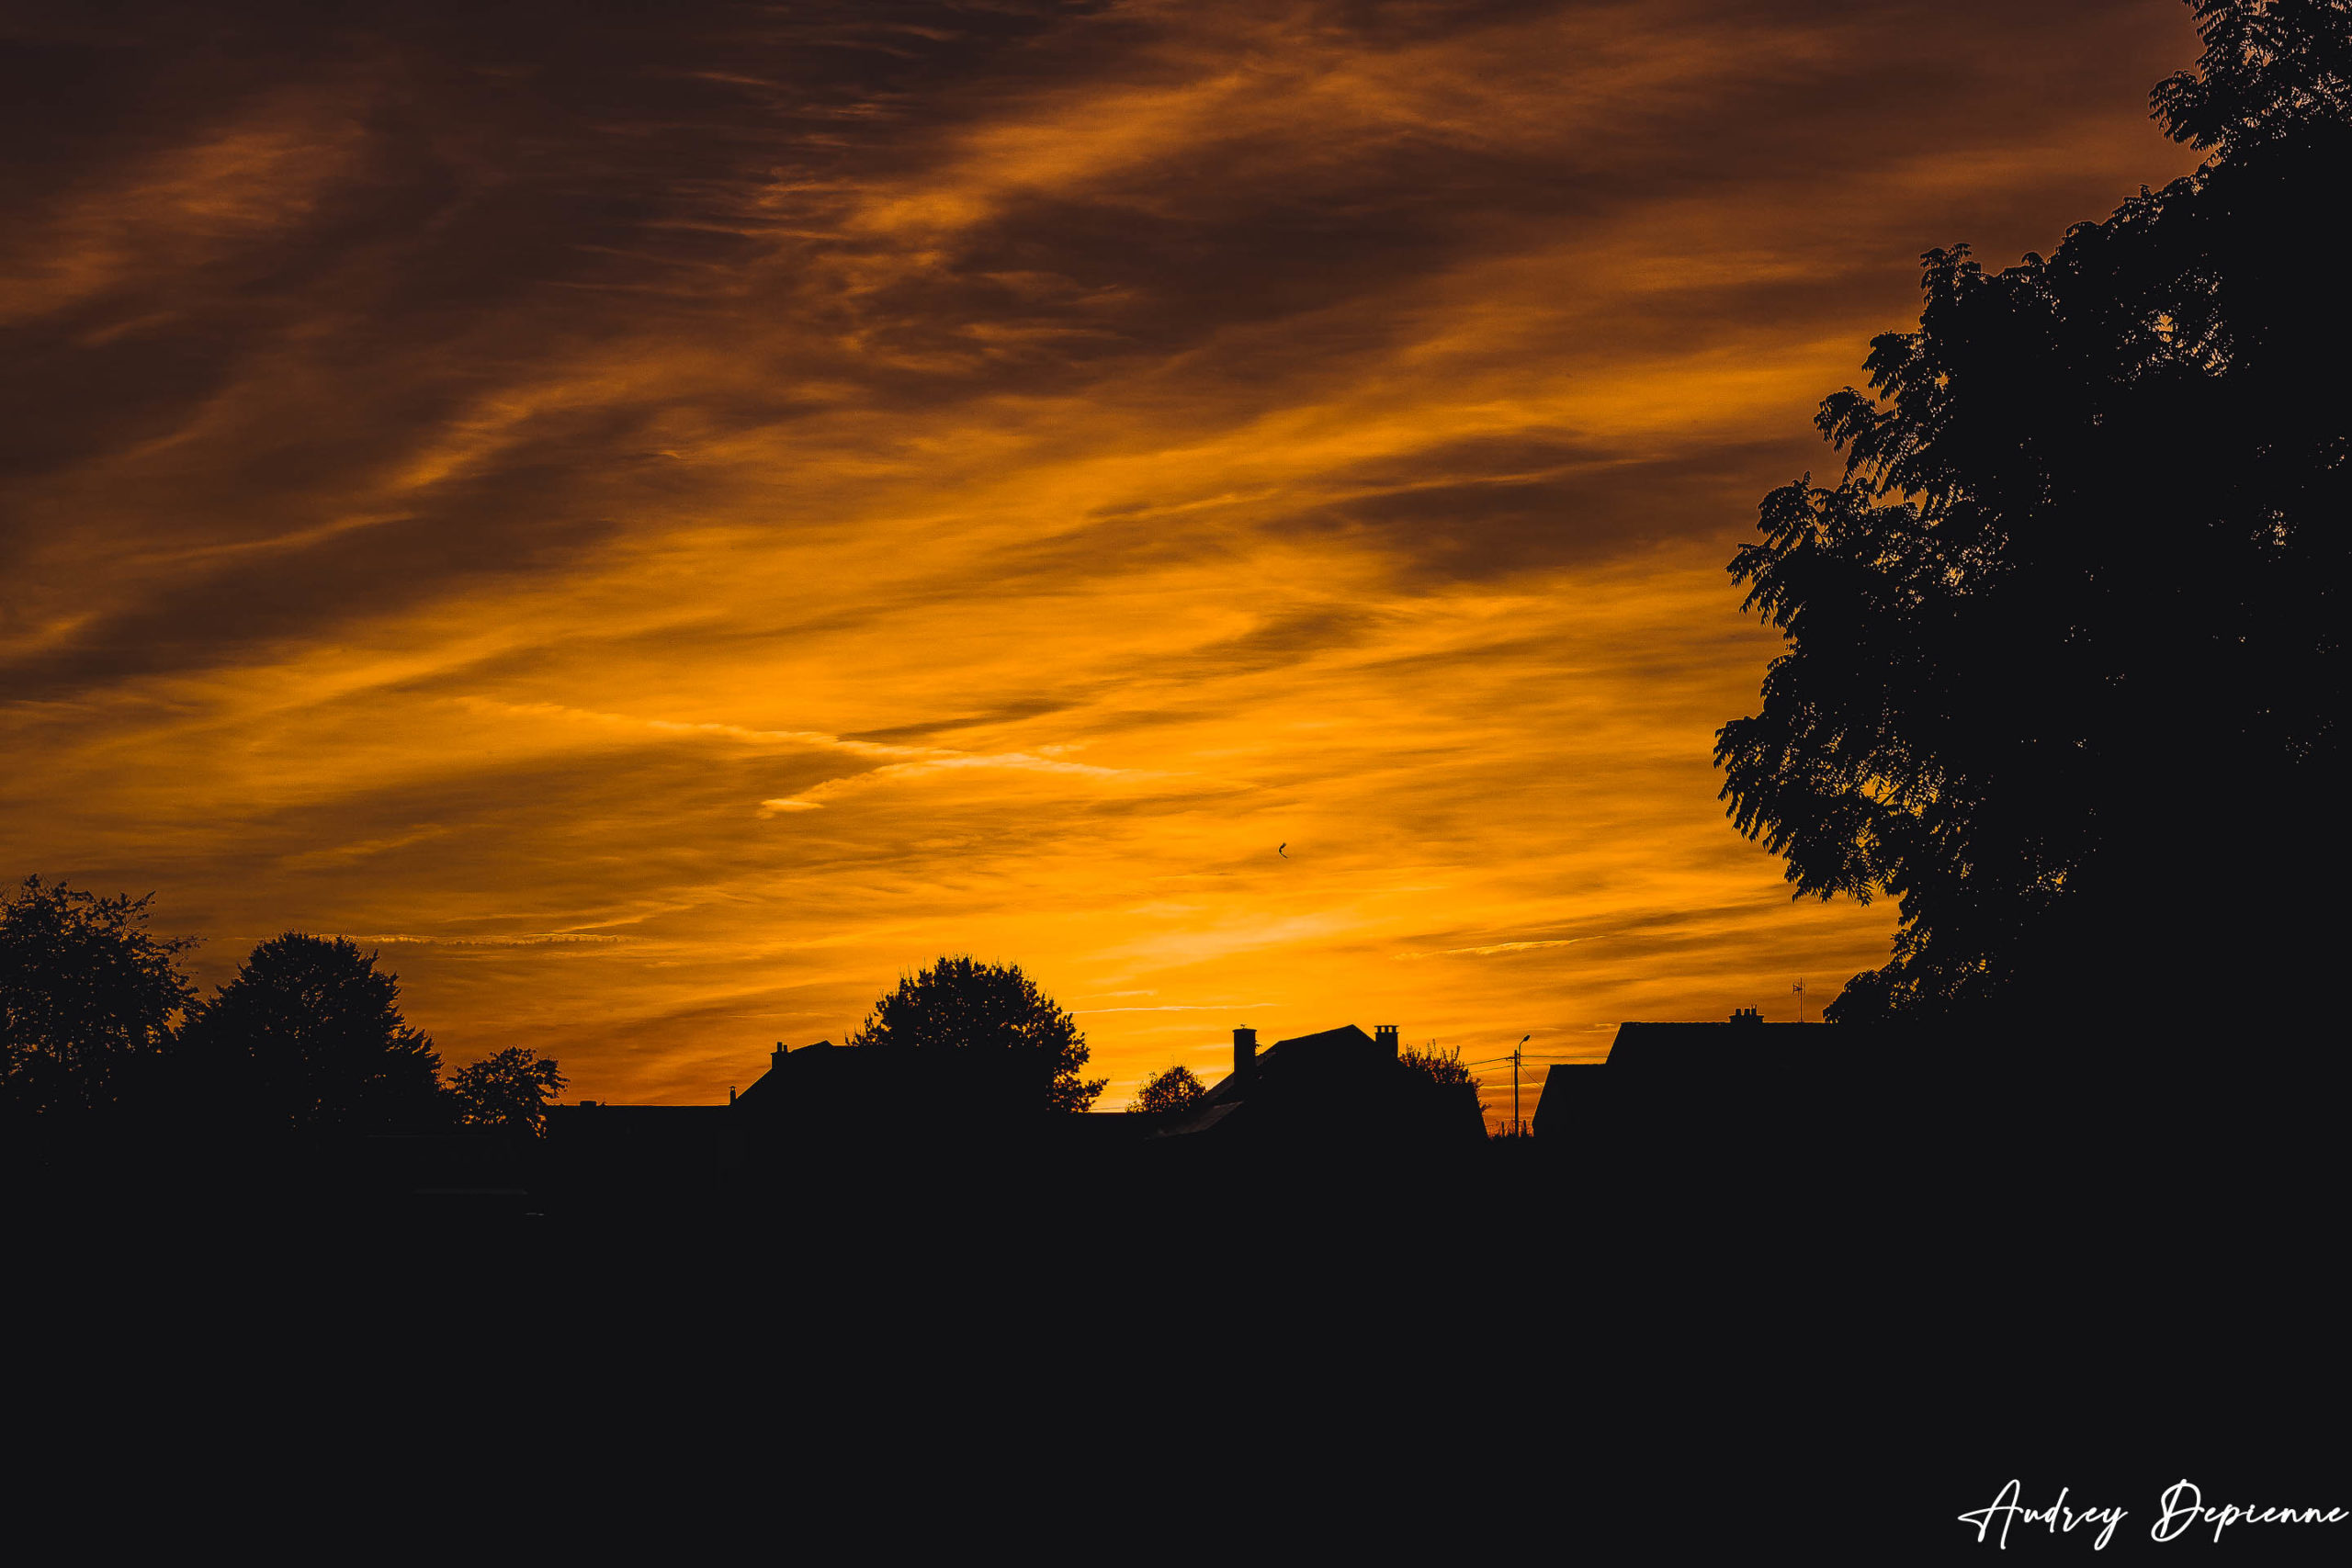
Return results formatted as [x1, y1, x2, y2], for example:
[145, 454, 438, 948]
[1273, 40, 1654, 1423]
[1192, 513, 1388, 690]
[0, 1, 2200, 1118]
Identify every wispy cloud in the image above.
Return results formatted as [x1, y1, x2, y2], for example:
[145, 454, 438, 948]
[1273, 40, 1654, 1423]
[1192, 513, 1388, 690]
[460, 698, 947, 761]
[1399, 937, 1591, 960]
[338, 933, 634, 947]
[280, 826, 450, 870]
[1076, 1001, 1280, 1014]
[455, 696, 1141, 812]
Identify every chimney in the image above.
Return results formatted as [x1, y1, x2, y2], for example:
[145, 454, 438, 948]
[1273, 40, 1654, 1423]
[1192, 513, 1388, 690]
[1233, 1026, 1258, 1084]
[773, 1041, 789, 1074]
[1374, 1024, 1400, 1057]
[1729, 1007, 1762, 1025]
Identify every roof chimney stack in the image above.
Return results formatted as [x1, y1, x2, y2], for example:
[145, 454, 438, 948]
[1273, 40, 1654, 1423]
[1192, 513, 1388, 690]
[1374, 1024, 1400, 1056]
[1234, 1026, 1258, 1084]
[1729, 1008, 1762, 1025]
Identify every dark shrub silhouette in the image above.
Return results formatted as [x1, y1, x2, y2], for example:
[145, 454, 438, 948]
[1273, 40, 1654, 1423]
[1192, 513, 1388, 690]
[1128, 1063, 1205, 1116]
[447, 1046, 566, 1136]
[849, 955, 1106, 1112]
[1397, 1043, 1487, 1129]
[1715, 0, 2349, 1036]
[179, 934, 446, 1134]
[0, 875, 195, 1120]
[1397, 1043, 1479, 1091]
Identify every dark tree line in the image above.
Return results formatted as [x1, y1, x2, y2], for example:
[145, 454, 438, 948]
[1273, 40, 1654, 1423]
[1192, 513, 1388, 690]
[1717, 0, 2347, 1040]
[1, 876, 562, 1135]
[6, 892, 1121, 1140]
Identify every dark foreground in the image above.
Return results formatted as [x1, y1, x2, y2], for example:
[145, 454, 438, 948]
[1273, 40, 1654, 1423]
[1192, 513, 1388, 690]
[11, 1062, 2342, 1557]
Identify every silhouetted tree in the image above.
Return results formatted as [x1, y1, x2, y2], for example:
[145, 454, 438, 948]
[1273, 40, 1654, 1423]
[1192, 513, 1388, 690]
[849, 955, 1106, 1112]
[1715, 0, 2349, 1036]
[1398, 1043, 1488, 1128]
[178, 934, 446, 1134]
[0, 876, 196, 1119]
[1128, 1063, 1205, 1116]
[1397, 1043, 1478, 1091]
[447, 1046, 566, 1136]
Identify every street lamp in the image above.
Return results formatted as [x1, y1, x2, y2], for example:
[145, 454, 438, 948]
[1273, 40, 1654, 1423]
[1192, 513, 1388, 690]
[1513, 1034, 1532, 1135]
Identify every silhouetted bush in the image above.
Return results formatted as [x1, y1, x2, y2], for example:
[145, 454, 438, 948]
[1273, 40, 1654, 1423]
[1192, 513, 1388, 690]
[448, 1046, 566, 1136]
[1128, 1063, 1205, 1115]
[1396, 1043, 1477, 1089]
[1399, 1043, 1488, 1129]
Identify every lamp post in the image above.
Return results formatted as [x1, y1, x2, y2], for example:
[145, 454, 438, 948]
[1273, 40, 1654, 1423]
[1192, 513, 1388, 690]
[1512, 1034, 1531, 1135]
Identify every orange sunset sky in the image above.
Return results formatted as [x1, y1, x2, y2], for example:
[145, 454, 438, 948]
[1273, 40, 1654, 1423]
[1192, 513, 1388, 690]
[2, 1, 2204, 1115]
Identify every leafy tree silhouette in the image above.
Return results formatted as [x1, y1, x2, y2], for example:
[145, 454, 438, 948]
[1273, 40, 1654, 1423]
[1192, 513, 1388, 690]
[1397, 1043, 1479, 1091]
[0, 875, 196, 1120]
[1398, 1043, 1487, 1129]
[849, 955, 1106, 1113]
[179, 934, 446, 1134]
[1715, 0, 2348, 1036]
[448, 1046, 566, 1136]
[1128, 1063, 1205, 1116]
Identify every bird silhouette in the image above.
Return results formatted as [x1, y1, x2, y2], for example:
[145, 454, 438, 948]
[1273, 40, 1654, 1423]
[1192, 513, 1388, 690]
[1277, 843, 1288, 858]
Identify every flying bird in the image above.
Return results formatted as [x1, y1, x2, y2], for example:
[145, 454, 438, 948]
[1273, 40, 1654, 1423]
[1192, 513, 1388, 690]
[1277, 843, 1287, 858]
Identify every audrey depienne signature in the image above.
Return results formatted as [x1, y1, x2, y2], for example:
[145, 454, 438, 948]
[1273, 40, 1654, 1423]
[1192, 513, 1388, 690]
[1957, 1479, 2347, 1549]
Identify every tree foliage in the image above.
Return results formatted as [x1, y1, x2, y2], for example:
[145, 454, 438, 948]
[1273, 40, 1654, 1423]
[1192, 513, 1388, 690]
[447, 1046, 566, 1136]
[1128, 1063, 1205, 1116]
[179, 934, 446, 1134]
[1396, 1043, 1478, 1090]
[1715, 0, 2348, 1032]
[0, 875, 197, 1119]
[849, 955, 1106, 1112]
[2151, 0, 2352, 156]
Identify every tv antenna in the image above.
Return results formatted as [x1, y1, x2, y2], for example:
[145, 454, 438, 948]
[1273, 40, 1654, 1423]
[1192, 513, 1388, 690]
[1792, 979, 1808, 1024]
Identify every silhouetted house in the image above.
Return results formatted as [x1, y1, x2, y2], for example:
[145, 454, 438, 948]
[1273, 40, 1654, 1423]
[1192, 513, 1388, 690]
[729, 1037, 849, 1127]
[731, 1037, 1043, 1144]
[546, 1032, 1128, 1213]
[1150, 1023, 1486, 1150]
[1532, 1007, 1804, 1137]
[542, 1021, 1488, 1214]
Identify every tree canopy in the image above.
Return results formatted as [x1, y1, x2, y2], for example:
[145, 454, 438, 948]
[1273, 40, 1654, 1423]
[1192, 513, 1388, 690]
[447, 1046, 566, 1136]
[178, 933, 447, 1134]
[1715, 0, 2348, 1036]
[0, 875, 196, 1119]
[1396, 1043, 1479, 1091]
[1128, 1063, 1205, 1116]
[849, 955, 1106, 1113]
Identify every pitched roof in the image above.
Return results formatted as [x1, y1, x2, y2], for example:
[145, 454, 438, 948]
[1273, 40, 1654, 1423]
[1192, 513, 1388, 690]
[1151, 1023, 1486, 1146]
[729, 1039, 839, 1111]
[1602, 1021, 1804, 1071]
[1175, 1023, 1384, 1120]
[1266, 1024, 1380, 1055]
